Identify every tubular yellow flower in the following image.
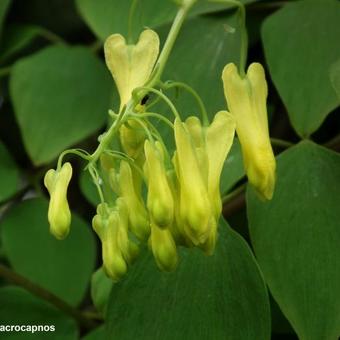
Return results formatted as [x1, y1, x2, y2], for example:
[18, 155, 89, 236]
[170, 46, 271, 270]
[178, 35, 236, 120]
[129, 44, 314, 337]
[222, 62, 276, 200]
[144, 140, 174, 228]
[104, 29, 160, 111]
[173, 118, 211, 245]
[150, 221, 178, 272]
[44, 162, 72, 240]
[119, 160, 150, 240]
[120, 119, 146, 158]
[92, 206, 127, 282]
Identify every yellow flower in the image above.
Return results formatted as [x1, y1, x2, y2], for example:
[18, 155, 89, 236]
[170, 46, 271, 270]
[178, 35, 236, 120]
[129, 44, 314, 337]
[222, 63, 276, 200]
[104, 29, 160, 111]
[149, 221, 178, 272]
[178, 112, 235, 254]
[44, 162, 72, 240]
[173, 118, 211, 245]
[92, 205, 127, 282]
[144, 140, 174, 228]
[119, 160, 150, 240]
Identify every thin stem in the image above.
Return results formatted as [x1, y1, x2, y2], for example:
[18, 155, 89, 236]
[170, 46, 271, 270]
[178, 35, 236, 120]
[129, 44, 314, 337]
[209, 0, 248, 77]
[162, 81, 209, 125]
[128, 0, 139, 43]
[130, 112, 174, 129]
[270, 137, 294, 149]
[135, 87, 181, 120]
[0, 264, 97, 331]
[57, 149, 90, 170]
[88, 166, 105, 205]
[147, 0, 197, 87]
[39, 28, 67, 45]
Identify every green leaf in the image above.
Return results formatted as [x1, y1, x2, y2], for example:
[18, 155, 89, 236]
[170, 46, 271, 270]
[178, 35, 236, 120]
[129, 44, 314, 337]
[261, 0, 340, 137]
[10, 45, 113, 165]
[220, 137, 244, 194]
[91, 268, 113, 316]
[0, 286, 78, 339]
[106, 219, 270, 339]
[330, 58, 340, 103]
[0, 141, 20, 202]
[0, 198, 96, 306]
[0, 0, 11, 39]
[75, 0, 256, 41]
[0, 24, 41, 63]
[247, 141, 340, 339]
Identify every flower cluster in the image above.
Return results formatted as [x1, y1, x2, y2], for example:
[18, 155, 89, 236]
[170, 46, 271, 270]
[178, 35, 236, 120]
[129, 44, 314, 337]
[44, 25, 276, 281]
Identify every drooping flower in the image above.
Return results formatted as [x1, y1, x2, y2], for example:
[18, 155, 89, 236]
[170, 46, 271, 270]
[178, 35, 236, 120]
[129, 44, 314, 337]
[44, 162, 73, 240]
[144, 140, 174, 228]
[118, 160, 150, 240]
[222, 62, 276, 200]
[104, 29, 160, 111]
[172, 111, 235, 251]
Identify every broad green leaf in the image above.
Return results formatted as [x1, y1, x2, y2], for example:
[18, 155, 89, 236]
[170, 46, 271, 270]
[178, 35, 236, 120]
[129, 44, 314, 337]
[247, 141, 340, 339]
[0, 0, 11, 39]
[91, 268, 113, 316]
[0, 24, 41, 63]
[106, 219, 270, 340]
[75, 0, 256, 41]
[220, 137, 244, 194]
[261, 0, 340, 137]
[0, 286, 78, 339]
[10, 45, 113, 165]
[330, 58, 340, 103]
[0, 141, 20, 202]
[0, 198, 96, 306]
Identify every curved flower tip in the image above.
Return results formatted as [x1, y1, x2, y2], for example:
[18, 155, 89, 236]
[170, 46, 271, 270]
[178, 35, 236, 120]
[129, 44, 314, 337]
[144, 140, 174, 228]
[104, 29, 160, 110]
[150, 222, 178, 272]
[44, 162, 73, 240]
[222, 62, 276, 200]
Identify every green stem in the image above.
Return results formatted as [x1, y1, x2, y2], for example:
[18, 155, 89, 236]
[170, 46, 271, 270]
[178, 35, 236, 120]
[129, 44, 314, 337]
[147, 0, 197, 87]
[57, 149, 90, 170]
[0, 264, 97, 331]
[162, 81, 209, 125]
[39, 28, 67, 45]
[128, 0, 139, 43]
[270, 137, 294, 149]
[130, 112, 174, 129]
[135, 87, 181, 120]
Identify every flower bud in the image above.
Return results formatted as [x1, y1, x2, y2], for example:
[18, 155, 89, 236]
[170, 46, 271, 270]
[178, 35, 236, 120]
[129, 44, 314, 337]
[144, 140, 174, 228]
[150, 222, 178, 272]
[222, 62, 276, 200]
[119, 160, 150, 240]
[92, 211, 127, 282]
[120, 119, 146, 158]
[44, 162, 72, 240]
[104, 29, 160, 111]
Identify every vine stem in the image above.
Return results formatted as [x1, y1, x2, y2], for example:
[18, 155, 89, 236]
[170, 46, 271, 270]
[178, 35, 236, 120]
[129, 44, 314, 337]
[270, 137, 294, 149]
[0, 264, 98, 331]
